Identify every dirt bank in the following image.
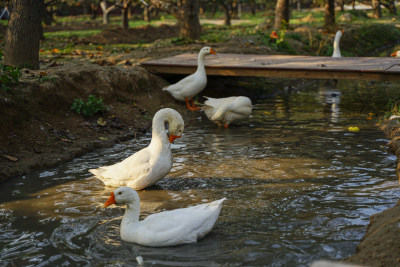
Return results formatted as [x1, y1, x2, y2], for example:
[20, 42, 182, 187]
[0, 63, 197, 180]
[343, 119, 400, 266]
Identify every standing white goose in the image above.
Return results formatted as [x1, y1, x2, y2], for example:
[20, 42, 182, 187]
[104, 187, 226, 247]
[163, 47, 216, 111]
[89, 108, 184, 190]
[203, 96, 252, 128]
[332, 30, 343, 58]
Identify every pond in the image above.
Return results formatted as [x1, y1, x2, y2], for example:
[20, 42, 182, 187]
[1, 79, 399, 266]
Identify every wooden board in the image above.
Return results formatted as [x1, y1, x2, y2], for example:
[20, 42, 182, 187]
[141, 53, 400, 81]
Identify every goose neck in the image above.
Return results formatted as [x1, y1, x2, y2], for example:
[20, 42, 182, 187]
[150, 112, 172, 149]
[121, 201, 140, 225]
[196, 52, 207, 73]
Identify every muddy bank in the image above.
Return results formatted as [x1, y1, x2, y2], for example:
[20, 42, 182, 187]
[0, 64, 196, 181]
[344, 119, 400, 266]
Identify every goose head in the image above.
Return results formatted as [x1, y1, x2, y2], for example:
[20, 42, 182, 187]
[168, 115, 184, 143]
[199, 47, 216, 57]
[104, 186, 138, 207]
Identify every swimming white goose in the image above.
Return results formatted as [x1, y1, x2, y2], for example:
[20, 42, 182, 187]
[89, 108, 184, 190]
[203, 96, 252, 127]
[163, 47, 216, 111]
[391, 50, 400, 57]
[104, 186, 226, 247]
[332, 30, 343, 58]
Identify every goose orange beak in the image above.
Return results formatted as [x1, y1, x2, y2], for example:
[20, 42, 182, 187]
[104, 192, 116, 207]
[210, 48, 216, 55]
[391, 52, 398, 57]
[169, 134, 181, 143]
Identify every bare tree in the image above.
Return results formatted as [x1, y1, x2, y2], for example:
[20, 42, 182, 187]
[4, 0, 43, 69]
[100, 0, 119, 24]
[274, 0, 290, 29]
[324, 0, 335, 32]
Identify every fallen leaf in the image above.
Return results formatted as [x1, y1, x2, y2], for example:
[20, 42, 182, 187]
[366, 116, 372, 120]
[99, 137, 108, 140]
[96, 46, 103, 50]
[60, 138, 71, 142]
[97, 117, 107, 126]
[2, 154, 18, 161]
[348, 126, 360, 132]
[52, 48, 60, 53]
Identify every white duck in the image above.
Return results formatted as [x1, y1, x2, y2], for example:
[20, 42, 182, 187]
[89, 108, 184, 190]
[332, 30, 343, 58]
[104, 187, 226, 247]
[163, 47, 216, 111]
[203, 96, 252, 127]
[391, 50, 400, 57]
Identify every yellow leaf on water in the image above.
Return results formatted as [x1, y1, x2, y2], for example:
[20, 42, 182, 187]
[348, 126, 360, 132]
[99, 137, 108, 140]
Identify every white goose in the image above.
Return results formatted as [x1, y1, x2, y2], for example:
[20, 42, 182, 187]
[391, 50, 400, 57]
[104, 187, 226, 247]
[203, 96, 252, 127]
[332, 30, 343, 58]
[163, 47, 216, 111]
[89, 108, 184, 190]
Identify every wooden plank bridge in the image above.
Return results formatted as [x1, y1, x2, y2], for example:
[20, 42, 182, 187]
[141, 53, 400, 82]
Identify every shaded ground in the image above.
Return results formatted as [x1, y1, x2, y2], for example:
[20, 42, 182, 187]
[1, 20, 400, 266]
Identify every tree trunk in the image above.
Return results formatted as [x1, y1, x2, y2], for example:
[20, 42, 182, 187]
[100, 1, 119, 25]
[4, 0, 43, 70]
[144, 6, 151, 22]
[372, 0, 382, 18]
[221, 3, 232, 26]
[180, 0, 201, 39]
[283, 0, 290, 24]
[274, 0, 287, 29]
[91, 3, 98, 20]
[324, 0, 335, 32]
[339, 0, 345, 11]
[121, 0, 132, 30]
[122, 7, 129, 29]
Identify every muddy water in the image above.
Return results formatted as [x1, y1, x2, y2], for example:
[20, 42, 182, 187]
[1, 80, 400, 266]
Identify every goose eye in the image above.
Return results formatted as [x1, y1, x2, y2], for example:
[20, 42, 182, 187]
[118, 192, 122, 195]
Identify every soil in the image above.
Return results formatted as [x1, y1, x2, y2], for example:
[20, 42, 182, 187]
[1, 21, 400, 266]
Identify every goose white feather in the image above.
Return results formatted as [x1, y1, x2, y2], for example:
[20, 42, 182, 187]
[104, 187, 226, 247]
[332, 30, 343, 58]
[163, 47, 216, 111]
[89, 108, 184, 190]
[203, 96, 252, 127]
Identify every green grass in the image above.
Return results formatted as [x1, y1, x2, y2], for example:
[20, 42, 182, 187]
[44, 29, 101, 39]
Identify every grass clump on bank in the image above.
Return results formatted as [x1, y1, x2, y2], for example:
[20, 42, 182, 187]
[71, 94, 109, 118]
